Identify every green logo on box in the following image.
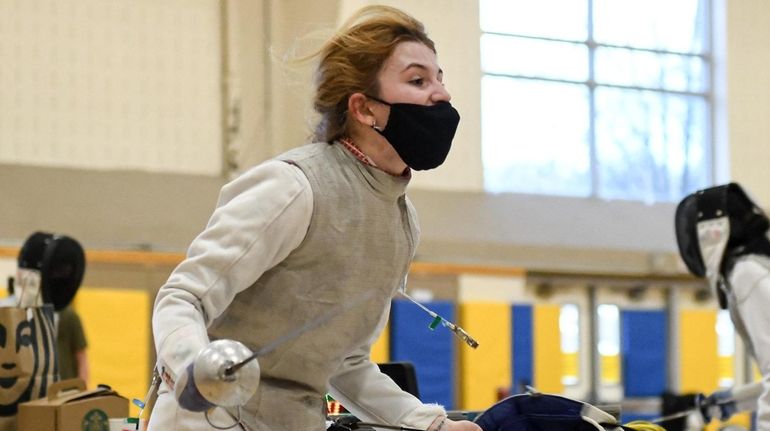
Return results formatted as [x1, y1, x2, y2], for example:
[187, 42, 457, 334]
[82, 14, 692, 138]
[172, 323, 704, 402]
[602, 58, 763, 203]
[81, 408, 109, 431]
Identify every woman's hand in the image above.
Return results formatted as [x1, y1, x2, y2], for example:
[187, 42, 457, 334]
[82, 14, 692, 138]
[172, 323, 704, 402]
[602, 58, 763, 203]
[443, 419, 482, 431]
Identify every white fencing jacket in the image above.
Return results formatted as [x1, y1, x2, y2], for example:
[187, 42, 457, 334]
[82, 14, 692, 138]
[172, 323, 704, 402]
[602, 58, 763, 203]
[725, 254, 770, 430]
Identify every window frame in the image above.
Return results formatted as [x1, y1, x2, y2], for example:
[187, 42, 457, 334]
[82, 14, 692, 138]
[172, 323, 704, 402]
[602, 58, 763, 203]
[480, 0, 716, 201]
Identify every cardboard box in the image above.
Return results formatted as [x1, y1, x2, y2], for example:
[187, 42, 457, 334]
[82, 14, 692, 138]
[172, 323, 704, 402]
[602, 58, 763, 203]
[18, 379, 129, 431]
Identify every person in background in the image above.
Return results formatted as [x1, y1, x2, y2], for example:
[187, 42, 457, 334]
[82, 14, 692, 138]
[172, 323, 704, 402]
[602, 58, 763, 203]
[150, 5, 479, 431]
[9, 232, 89, 385]
[676, 183, 770, 430]
[56, 304, 89, 385]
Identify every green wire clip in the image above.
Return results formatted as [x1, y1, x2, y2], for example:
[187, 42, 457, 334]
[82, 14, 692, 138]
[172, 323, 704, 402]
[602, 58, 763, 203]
[429, 315, 442, 330]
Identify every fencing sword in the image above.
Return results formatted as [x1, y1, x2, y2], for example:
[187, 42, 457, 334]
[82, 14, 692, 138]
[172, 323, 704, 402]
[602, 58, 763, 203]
[137, 289, 377, 430]
[134, 368, 161, 421]
[351, 423, 425, 431]
[193, 288, 378, 405]
[648, 395, 738, 424]
[193, 289, 379, 430]
[649, 408, 698, 424]
[329, 415, 427, 431]
[399, 290, 479, 349]
[224, 288, 376, 375]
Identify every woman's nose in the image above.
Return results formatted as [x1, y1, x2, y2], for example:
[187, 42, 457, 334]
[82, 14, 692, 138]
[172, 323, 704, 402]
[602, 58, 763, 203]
[431, 83, 452, 104]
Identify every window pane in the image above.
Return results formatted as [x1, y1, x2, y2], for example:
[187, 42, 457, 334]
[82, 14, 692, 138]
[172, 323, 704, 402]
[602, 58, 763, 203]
[482, 76, 590, 196]
[480, 0, 587, 41]
[716, 310, 735, 388]
[597, 304, 620, 385]
[595, 87, 709, 201]
[595, 47, 706, 92]
[482, 34, 588, 82]
[593, 0, 707, 53]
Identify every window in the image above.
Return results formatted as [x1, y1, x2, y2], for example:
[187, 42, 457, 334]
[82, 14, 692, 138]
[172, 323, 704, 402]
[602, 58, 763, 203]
[716, 309, 735, 388]
[597, 304, 620, 384]
[480, 0, 712, 202]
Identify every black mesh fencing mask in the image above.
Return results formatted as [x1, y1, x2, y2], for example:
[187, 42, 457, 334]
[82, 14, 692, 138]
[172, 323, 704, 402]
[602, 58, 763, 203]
[17, 232, 85, 311]
[675, 183, 769, 308]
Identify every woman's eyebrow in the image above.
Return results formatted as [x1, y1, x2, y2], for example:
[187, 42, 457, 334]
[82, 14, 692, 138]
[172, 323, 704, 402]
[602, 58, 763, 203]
[401, 63, 443, 77]
[401, 62, 428, 72]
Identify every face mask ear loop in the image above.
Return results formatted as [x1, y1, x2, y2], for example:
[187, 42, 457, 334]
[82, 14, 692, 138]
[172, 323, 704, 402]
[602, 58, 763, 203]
[364, 94, 391, 106]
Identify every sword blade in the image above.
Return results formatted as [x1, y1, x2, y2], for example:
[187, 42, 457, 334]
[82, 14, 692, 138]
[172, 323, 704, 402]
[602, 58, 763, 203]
[227, 289, 376, 374]
[650, 408, 697, 423]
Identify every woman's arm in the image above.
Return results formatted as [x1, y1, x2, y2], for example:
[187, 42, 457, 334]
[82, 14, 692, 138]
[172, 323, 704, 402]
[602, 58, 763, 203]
[152, 160, 313, 386]
[731, 256, 770, 425]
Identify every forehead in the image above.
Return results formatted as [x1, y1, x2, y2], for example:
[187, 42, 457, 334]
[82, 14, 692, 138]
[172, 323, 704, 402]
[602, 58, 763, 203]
[379, 41, 440, 76]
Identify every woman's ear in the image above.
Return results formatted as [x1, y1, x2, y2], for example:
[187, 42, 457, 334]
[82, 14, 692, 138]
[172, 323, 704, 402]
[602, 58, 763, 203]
[347, 93, 376, 127]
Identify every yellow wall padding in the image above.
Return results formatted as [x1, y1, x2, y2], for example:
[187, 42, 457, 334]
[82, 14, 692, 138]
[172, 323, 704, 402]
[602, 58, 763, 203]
[679, 309, 718, 393]
[753, 362, 762, 381]
[459, 302, 511, 411]
[705, 413, 752, 431]
[717, 355, 734, 384]
[562, 352, 578, 382]
[74, 287, 150, 417]
[370, 322, 389, 364]
[600, 354, 621, 384]
[533, 304, 563, 393]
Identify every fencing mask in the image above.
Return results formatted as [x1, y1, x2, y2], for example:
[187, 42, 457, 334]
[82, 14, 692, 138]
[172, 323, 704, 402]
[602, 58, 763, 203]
[17, 232, 85, 311]
[675, 183, 769, 308]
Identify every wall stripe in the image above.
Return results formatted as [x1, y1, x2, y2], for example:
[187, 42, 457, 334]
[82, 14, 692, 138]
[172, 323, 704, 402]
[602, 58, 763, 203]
[370, 319, 390, 364]
[459, 302, 511, 410]
[679, 309, 718, 393]
[75, 287, 150, 417]
[534, 304, 563, 393]
[390, 299, 455, 408]
[511, 304, 532, 392]
[600, 354, 621, 384]
[621, 310, 667, 397]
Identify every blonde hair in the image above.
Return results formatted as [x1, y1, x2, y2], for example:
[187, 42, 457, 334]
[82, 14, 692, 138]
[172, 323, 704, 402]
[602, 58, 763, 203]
[311, 5, 435, 143]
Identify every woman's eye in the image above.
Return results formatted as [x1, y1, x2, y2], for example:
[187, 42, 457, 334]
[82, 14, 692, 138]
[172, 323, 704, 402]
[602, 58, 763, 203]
[409, 78, 425, 86]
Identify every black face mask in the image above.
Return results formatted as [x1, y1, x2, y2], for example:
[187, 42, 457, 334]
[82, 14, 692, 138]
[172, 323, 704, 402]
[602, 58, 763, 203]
[367, 95, 460, 171]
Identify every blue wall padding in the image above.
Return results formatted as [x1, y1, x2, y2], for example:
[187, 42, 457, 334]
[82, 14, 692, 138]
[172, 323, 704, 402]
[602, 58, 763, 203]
[390, 299, 455, 408]
[512, 304, 533, 393]
[620, 412, 659, 423]
[621, 310, 667, 397]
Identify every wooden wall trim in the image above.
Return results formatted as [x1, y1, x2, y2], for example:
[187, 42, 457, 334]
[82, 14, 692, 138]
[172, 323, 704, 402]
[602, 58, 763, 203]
[2, 246, 695, 283]
[0, 247, 184, 267]
[1, 246, 526, 275]
[410, 261, 525, 277]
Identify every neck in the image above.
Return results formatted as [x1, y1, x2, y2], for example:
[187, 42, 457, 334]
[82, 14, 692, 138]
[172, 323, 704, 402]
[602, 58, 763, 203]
[348, 127, 408, 176]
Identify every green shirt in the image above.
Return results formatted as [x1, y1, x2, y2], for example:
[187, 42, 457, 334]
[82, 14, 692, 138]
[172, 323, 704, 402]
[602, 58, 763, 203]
[57, 306, 87, 380]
